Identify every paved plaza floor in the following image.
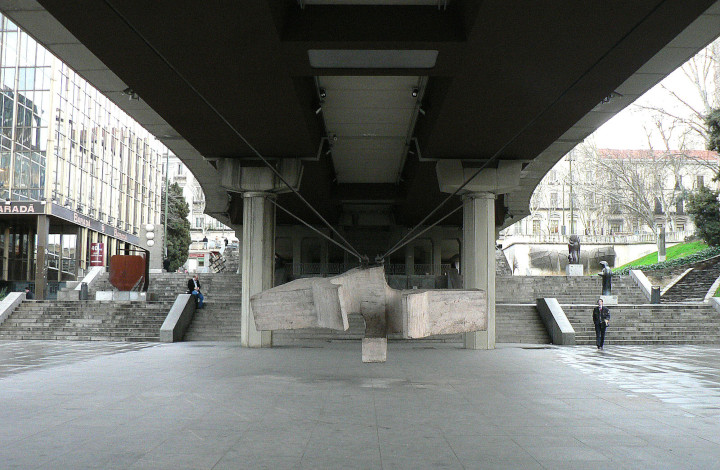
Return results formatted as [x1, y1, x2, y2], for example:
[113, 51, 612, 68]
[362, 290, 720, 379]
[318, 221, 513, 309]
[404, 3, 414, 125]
[1, 340, 719, 469]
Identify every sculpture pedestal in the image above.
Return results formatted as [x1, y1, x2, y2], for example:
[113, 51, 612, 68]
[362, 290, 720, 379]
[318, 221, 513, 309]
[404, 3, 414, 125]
[600, 295, 618, 305]
[566, 264, 584, 276]
[362, 338, 387, 363]
[95, 291, 156, 301]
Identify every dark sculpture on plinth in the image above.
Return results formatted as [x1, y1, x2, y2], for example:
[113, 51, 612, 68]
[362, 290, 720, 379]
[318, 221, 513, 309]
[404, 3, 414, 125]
[599, 261, 612, 295]
[568, 235, 581, 264]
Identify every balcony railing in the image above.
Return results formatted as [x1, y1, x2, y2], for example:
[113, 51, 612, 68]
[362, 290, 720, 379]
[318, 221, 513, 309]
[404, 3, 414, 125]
[501, 231, 690, 245]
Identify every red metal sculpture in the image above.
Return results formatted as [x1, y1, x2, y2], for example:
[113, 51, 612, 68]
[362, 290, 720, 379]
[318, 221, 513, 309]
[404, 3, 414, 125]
[109, 255, 146, 291]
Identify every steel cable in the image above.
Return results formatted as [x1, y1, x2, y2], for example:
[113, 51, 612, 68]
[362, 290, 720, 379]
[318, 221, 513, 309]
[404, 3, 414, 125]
[103, 0, 363, 261]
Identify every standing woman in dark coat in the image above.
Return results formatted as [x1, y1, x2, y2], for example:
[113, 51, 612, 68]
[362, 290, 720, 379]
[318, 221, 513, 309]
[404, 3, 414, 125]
[592, 299, 610, 349]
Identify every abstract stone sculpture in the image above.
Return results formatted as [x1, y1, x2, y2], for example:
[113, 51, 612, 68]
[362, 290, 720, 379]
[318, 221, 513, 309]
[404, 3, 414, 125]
[567, 235, 581, 264]
[250, 266, 487, 362]
[599, 261, 612, 295]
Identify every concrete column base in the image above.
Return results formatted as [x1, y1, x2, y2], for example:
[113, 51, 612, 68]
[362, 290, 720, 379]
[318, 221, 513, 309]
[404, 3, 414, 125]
[464, 330, 489, 349]
[362, 338, 387, 363]
[566, 264, 584, 276]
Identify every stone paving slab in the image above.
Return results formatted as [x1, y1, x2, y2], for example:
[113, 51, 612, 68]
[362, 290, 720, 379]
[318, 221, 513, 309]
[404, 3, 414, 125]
[0, 340, 719, 469]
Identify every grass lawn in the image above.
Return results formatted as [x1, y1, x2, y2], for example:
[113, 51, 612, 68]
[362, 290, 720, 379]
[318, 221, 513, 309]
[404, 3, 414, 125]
[616, 241, 708, 270]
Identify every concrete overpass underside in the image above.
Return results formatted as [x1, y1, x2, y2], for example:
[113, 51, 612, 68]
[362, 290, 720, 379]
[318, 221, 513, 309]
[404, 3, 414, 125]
[3, 0, 720, 348]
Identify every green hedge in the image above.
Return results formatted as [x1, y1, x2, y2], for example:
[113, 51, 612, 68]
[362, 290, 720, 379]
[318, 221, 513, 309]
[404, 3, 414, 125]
[614, 246, 720, 276]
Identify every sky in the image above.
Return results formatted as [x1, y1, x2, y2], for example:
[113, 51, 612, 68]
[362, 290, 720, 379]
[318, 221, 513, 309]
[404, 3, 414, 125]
[592, 45, 717, 151]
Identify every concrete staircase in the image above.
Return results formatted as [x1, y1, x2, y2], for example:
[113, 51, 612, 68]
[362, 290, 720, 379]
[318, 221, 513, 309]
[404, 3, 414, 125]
[0, 272, 243, 343]
[496, 275, 646, 304]
[562, 303, 720, 345]
[496, 304, 550, 344]
[662, 259, 720, 302]
[180, 273, 242, 341]
[222, 246, 240, 273]
[0, 300, 172, 341]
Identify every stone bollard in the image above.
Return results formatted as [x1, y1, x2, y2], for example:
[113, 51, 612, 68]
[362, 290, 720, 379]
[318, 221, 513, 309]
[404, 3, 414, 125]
[80, 282, 89, 300]
[650, 286, 661, 304]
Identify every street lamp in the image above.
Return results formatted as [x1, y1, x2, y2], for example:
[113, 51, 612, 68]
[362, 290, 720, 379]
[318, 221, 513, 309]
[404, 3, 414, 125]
[568, 153, 574, 235]
[163, 151, 169, 259]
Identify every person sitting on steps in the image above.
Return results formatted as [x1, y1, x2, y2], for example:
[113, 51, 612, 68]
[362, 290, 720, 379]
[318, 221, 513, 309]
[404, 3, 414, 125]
[187, 274, 204, 309]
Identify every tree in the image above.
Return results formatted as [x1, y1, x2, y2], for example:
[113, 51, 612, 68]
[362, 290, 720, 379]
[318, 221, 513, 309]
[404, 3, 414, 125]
[707, 107, 720, 154]
[161, 182, 191, 271]
[687, 186, 720, 246]
[568, 145, 606, 235]
[634, 38, 719, 150]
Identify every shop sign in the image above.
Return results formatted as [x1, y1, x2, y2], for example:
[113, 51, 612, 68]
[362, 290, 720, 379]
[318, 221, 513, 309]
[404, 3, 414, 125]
[0, 202, 45, 214]
[90, 242, 104, 266]
[49, 203, 140, 246]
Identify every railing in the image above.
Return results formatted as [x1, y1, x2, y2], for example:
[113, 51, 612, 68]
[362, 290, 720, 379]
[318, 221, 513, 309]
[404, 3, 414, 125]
[501, 231, 690, 245]
[190, 241, 226, 250]
[46, 253, 77, 277]
[130, 275, 145, 292]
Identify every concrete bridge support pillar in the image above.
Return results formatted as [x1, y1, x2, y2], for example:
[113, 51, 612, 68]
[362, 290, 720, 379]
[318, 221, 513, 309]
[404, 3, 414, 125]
[432, 237, 443, 275]
[292, 236, 302, 278]
[241, 192, 275, 348]
[216, 157, 303, 348]
[321, 240, 329, 276]
[405, 244, 414, 276]
[462, 192, 496, 350]
[437, 159, 521, 349]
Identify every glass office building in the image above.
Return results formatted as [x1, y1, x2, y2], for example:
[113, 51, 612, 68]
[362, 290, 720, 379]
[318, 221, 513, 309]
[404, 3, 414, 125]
[0, 14, 167, 298]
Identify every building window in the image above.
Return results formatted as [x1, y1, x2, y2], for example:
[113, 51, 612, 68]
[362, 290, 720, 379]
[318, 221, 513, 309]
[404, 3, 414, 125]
[195, 217, 203, 228]
[549, 219, 559, 234]
[654, 198, 662, 214]
[610, 221, 622, 234]
[550, 192, 558, 207]
[532, 219, 541, 235]
[697, 175, 704, 189]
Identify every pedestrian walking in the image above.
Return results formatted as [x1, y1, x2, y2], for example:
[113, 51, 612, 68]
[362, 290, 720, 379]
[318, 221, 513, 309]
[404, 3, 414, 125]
[592, 298, 610, 350]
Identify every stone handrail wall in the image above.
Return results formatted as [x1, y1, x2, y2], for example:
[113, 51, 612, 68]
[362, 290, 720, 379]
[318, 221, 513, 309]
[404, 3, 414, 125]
[0, 292, 26, 327]
[661, 268, 693, 296]
[536, 298, 575, 345]
[704, 275, 720, 304]
[630, 269, 653, 302]
[160, 294, 197, 343]
[57, 266, 106, 300]
[75, 266, 106, 290]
